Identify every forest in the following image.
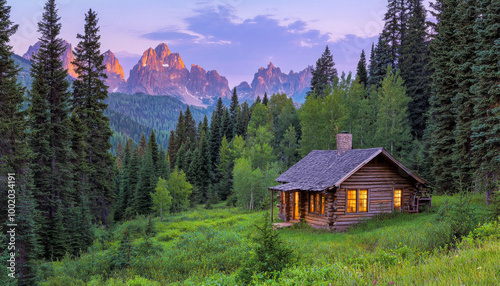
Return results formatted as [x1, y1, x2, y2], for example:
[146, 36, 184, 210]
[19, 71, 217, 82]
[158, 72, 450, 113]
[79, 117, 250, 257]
[0, 0, 499, 285]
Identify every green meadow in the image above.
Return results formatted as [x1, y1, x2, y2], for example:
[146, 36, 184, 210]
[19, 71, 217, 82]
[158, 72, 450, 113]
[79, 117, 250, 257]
[39, 195, 500, 285]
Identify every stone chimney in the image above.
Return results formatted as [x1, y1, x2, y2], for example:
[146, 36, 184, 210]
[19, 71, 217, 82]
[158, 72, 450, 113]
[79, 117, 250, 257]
[336, 131, 352, 156]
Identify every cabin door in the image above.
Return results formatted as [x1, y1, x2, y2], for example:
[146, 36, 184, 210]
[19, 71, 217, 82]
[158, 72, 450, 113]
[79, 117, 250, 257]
[294, 191, 299, 220]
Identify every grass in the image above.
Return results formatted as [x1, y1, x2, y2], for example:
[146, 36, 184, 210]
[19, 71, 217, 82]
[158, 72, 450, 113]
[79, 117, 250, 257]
[38, 195, 500, 285]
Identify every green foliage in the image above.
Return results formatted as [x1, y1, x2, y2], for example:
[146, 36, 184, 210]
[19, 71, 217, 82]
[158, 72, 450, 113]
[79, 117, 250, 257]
[436, 192, 482, 240]
[299, 84, 346, 156]
[151, 177, 172, 221]
[373, 66, 412, 160]
[237, 213, 295, 284]
[168, 168, 193, 213]
[233, 157, 265, 210]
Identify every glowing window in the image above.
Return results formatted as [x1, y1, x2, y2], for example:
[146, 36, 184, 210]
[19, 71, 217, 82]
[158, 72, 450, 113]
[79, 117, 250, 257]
[321, 194, 325, 214]
[394, 189, 402, 210]
[347, 190, 357, 213]
[359, 190, 368, 212]
[310, 193, 314, 212]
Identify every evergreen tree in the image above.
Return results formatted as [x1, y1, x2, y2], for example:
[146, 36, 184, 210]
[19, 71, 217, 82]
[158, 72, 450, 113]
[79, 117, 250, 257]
[187, 131, 212, 203]
[0, 4, 41, 280]
[70, 111, 87, 197]
[29, 0, 74, 259]
[184, 106, 197, 145]
[138, 132, 147, 158]
[356, 49, 368, 87]
[262, 92, 269, 106]
[132, 149, 156, 216]
[148, 130, 160, 175]
[123, 148, 140, 218]
[471, 0, 500, 203]
[209, 98, 224, 169]
[381, 0, 410, 69]
[367, 37, 392, 89]
[427, 0, 459, 192]
[228, 88, 239, 140]
[399, 0, 431, 140]
[308, 45, 338, 97]
[216, 136, 234, 201]
[451, 0, 478, 188]
[235, 102, 250, 138]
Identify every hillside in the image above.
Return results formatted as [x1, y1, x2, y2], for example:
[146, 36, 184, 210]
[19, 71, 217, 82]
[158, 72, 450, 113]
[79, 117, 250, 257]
[105, 93, 213, 149]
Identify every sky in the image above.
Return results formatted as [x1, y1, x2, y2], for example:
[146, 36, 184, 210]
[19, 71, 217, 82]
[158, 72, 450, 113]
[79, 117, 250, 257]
[8, 0, 432, 88]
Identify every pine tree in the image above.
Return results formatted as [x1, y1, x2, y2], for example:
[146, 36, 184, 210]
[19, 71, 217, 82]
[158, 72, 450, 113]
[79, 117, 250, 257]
[356, 49, 368, 87]
[399, 0, 431, 140]
[450, 0, 478, 188]
[123, 148, 140, 218]
[216, 136, 234, 201]
[184, 106, 197, 145]
[70, 111, 87, 197]
[367, 37, 392, 89]
[73, 8, 115, 224]
[471, 0, 500, 203]
[0, 5, 42, 279]
[209, 98, 224, 168]
[308, 45, 338, 97]
[132, 149, 156, 216]
[427, 0, 459, 192]
[262, 92, 269, 106]
[228, 88, 239, 141]
[381, 0, 410, 69]
[29, 0, 74, 259]
[138, 132, 147, 158]
[148, 130, 160, 175]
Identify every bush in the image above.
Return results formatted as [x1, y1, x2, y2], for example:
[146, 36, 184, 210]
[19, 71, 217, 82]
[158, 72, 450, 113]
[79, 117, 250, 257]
[237, 213, 295, 284]
[437, 192, 480, 240]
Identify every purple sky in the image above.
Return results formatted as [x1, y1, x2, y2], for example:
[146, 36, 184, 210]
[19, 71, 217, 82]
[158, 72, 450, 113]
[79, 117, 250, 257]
[8, 0, 432, 88]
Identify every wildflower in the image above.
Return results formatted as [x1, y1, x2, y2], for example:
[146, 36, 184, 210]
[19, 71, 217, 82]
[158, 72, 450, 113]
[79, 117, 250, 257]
[389, 282, 394, 285]
[477, 267, 482, 270]
[373, 280, 377, 285]
[344, 266, 348, 270]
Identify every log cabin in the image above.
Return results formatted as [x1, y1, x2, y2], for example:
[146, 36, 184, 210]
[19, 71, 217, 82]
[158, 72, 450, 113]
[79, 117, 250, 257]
[269, 132, 430, 231]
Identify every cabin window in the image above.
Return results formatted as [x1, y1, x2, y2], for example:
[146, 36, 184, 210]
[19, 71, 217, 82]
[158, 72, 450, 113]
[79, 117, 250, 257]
[347, 189, 369, 213]
[347, 190, 357, 212]
[308, 193, 325, 215]
[310, 193, 315, 212]
[359, 190, 368, 212]
[321, 194, 325, 214]
[394, 189, 402, 211]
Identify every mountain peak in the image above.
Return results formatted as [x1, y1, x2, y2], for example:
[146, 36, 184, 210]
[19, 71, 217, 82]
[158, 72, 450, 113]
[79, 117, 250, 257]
[268, 62, 275, 68]
[103, 50, 126, 92]
[155, 43, 171, 61]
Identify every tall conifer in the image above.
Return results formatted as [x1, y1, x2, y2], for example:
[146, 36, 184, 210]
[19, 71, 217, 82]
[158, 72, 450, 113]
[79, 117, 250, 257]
[308, 45, 338, 97]
[356, 50, 368, 87]
[29, 0, 73, 259]
[0, 0, 40, 281]
[72, 9, 115, 224]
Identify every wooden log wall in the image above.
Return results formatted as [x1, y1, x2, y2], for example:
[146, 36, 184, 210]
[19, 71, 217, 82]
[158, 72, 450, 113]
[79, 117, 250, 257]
[334, 156, 417, 231]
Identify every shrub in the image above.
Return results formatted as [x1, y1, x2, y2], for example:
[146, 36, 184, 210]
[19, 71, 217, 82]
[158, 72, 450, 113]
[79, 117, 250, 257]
[237, 213, 295, 284]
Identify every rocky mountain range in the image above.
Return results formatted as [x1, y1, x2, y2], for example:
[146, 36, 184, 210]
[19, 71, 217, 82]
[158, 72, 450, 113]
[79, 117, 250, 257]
[236, 62, 312, 103]
[21, 41, 312, 105]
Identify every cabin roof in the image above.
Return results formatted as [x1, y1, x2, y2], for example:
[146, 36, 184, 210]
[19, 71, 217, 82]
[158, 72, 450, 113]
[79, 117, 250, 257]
[269, 147, 426, 192]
